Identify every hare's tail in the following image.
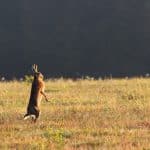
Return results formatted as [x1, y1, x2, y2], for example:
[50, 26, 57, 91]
[24, 114, 36, 120]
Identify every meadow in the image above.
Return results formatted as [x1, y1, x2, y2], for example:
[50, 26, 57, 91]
[0, 78, 150, 150]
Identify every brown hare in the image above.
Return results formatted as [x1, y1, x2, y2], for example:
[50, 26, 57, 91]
[24, 64, 49, 122]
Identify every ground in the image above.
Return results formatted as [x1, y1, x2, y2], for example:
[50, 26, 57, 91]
[0, 78, 150, 149]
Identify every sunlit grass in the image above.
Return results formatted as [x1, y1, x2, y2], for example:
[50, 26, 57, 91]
[0, 78, 150, 149]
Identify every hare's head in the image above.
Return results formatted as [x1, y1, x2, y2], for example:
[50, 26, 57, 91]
[32, 64, 44, 81]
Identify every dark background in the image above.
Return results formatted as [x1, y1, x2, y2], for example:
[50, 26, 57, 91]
[0, 0, 149, 78]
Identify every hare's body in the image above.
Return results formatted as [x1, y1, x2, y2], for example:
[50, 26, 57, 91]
[24, 65, 48, 122]
[26, 79, 44, 118]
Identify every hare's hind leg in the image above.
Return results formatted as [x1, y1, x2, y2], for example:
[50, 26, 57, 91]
[31, 115, 37, 123]
[24, 114, 30, 120]
[33, 110, 40, 123]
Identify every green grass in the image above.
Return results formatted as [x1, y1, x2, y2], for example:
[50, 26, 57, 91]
[0, 78, 150, 149]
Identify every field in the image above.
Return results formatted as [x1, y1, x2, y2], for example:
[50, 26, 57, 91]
[0, 78, 150, 150]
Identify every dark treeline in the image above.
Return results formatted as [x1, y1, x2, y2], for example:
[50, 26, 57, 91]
[0, 0, 149, 78]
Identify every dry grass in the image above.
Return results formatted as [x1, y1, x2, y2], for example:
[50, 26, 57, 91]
[0, 78, 150, 149]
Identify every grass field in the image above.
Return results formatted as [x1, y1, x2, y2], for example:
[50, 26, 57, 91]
[0, 78, 150, 150]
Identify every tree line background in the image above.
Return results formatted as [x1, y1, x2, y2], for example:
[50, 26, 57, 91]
[0, 0, 149, 78]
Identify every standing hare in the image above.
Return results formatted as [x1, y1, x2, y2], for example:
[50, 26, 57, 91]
[24, 64, 49, 122]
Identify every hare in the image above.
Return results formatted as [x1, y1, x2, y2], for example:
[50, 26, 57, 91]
[24, 64, 49, 122]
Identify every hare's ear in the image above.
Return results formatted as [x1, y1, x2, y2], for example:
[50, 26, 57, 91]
[32, 64, 38, 73]
[35, 64, 38, 72]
